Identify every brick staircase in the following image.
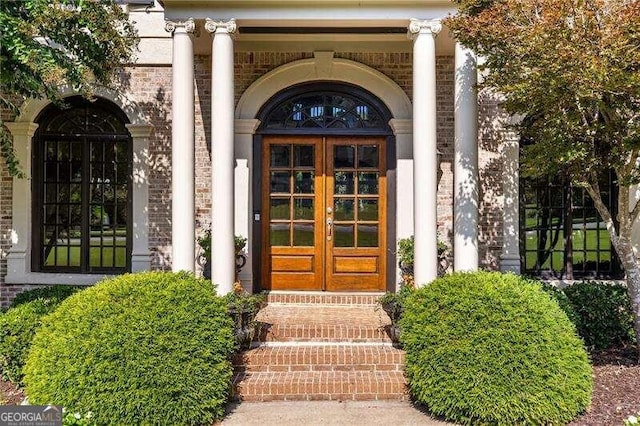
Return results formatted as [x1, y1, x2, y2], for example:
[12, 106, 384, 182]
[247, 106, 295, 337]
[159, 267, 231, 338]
[232, 292, 408, 402]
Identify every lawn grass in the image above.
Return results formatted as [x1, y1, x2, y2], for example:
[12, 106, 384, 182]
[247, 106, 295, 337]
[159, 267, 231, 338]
[524, 227, 612, 271]
[45, 244, 127, 268]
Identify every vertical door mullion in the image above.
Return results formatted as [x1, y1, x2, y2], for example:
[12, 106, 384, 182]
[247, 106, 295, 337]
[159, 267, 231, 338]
[81, 137, 91, 273]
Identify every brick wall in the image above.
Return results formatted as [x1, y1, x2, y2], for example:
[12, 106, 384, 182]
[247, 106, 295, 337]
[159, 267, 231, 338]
[0, 51, 506, 306]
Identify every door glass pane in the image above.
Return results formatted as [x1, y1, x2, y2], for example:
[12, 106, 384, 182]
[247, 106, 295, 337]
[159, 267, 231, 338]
[270, 172, 290, 193]
[68, 246, 81, 266]
[270, 198, 290, 220]
[293, 223, 314, 246]
[334, 224, 355, 247]
[270, 145, 290, 167]
[294, 171, 314, 193]
[334, 172, 354, 195]
[270, 223, 290, 246]
[90, 247, 102, 267]
[358, 172, 379, 195]
[294, 145, 314, 167]
[115, 247, 126, 267]
[358, 199, 378, 221]
[334, 145, 355, 168]
[45, 184, 57, 203]
[44, 205, 57, 225]
[358, 224, 379, 247]
[358, 145, 378, 168]
[294, 198, 314, 220]
[334, 199, 355, 221]
[45, 162, 57, 182]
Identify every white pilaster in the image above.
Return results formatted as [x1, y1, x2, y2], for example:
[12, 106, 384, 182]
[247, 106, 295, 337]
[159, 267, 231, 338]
[165, 18, 196, 272]
[454, 43, 479, 271]
[206, 18, 237, 294]
[4, 122, 38, 280]
[235, 119, 260, 292]
[501, 131, 521, 273]
[409, 19, 441, 286]
[126, 124, 154, 272]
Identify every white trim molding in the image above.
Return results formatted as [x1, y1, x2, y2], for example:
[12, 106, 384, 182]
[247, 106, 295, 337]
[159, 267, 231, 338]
[5, 90, 153, 284]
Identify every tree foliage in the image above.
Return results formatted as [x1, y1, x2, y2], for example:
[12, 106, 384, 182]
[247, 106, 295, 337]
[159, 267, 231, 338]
[0, 0, 137, 176]
[446, 0, 640, 355]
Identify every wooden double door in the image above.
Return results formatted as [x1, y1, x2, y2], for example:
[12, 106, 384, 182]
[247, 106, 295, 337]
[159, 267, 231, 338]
[262, 136, 387, 291]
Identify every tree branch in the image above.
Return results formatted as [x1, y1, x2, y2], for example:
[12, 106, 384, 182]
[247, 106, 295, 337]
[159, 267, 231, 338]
[584, 181, 622, 253]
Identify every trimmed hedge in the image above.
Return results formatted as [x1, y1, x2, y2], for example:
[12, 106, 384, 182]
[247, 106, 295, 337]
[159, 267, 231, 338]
[23, 272, 235, 425]
[400, 272, 592, 425]
[563, 281, 635, 349]
[0, 285, 82, 384]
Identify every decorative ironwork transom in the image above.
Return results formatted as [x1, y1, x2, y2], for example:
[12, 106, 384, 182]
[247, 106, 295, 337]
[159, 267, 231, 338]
[259, 84, 391, 134]
[43, 101, 129, 135]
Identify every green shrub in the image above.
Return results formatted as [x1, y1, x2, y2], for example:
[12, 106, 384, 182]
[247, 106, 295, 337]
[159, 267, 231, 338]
[539, 281, 580, 326]
[400, 271, 592, 425]
[378, 284, 415, 324]
[23, 272, 235, 425]
[0, 285, 82, 384]
[563, 281, 635, 349]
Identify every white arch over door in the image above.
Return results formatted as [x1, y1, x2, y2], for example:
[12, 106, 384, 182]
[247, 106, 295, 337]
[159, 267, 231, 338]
[233, 53, 414, 290]
[236, 53, 412, 120]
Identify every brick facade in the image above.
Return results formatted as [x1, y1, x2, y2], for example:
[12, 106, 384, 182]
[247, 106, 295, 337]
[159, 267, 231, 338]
[0, 52, 505, 306]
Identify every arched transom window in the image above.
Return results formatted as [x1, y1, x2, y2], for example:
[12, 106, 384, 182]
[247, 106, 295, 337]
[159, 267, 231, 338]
[259, 83, 391, 134]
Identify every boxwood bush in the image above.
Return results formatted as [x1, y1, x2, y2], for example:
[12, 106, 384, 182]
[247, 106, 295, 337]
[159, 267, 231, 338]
[400, 271, 592, 425]
[0, 285, 82, 384]
[563, 281, 635, 349]
[23, 272, 235, 425]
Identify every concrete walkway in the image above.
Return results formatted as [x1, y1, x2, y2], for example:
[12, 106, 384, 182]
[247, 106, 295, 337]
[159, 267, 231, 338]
[222, 401, 452, 425]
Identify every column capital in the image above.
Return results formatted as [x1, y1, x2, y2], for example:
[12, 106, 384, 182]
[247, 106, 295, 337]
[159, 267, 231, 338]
[204, 18, 237, 35]
[125, 124, 154, 139]
[408, 18, 442, 39]
[164, 18, 195, 34]
[5, 122, 39, 138]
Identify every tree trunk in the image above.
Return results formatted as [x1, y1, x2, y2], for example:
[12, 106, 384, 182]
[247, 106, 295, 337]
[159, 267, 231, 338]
[618, 241, 640, 362]
[584, 181, 640, 360]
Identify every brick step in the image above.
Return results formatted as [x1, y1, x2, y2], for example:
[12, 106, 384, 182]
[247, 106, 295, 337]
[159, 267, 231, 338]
[232, 370, 408, 402]
[253, 304, 393, 343]
[234, 345, 404, 373]
[265, 292, 385, 306]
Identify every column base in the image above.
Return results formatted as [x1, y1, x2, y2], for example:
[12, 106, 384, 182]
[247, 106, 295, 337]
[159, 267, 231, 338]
[500, 254, 521, 274]
[6, 250, 29, 282]
[131, 252, 152, 272]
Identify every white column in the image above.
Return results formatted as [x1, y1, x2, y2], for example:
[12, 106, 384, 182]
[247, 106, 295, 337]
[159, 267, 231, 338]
[454, 43, 479, 271]
[4, 122, 38, 280]
[409, 19, 441, 286]
[125, 124, 154, 272]
[501, 131, 521, 273]
[165, 18, 196, 272]
[206, 18, 237, 294]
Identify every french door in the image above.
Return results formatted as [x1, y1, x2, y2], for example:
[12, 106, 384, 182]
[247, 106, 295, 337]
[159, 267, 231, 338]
[262, 136, 386, 291]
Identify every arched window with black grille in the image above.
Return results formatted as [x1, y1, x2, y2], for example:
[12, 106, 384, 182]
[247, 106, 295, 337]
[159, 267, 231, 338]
[32, 96, 132, 273]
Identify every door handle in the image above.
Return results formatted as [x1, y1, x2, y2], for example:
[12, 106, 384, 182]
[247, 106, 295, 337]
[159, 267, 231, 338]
[326, 218, 333, 241]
